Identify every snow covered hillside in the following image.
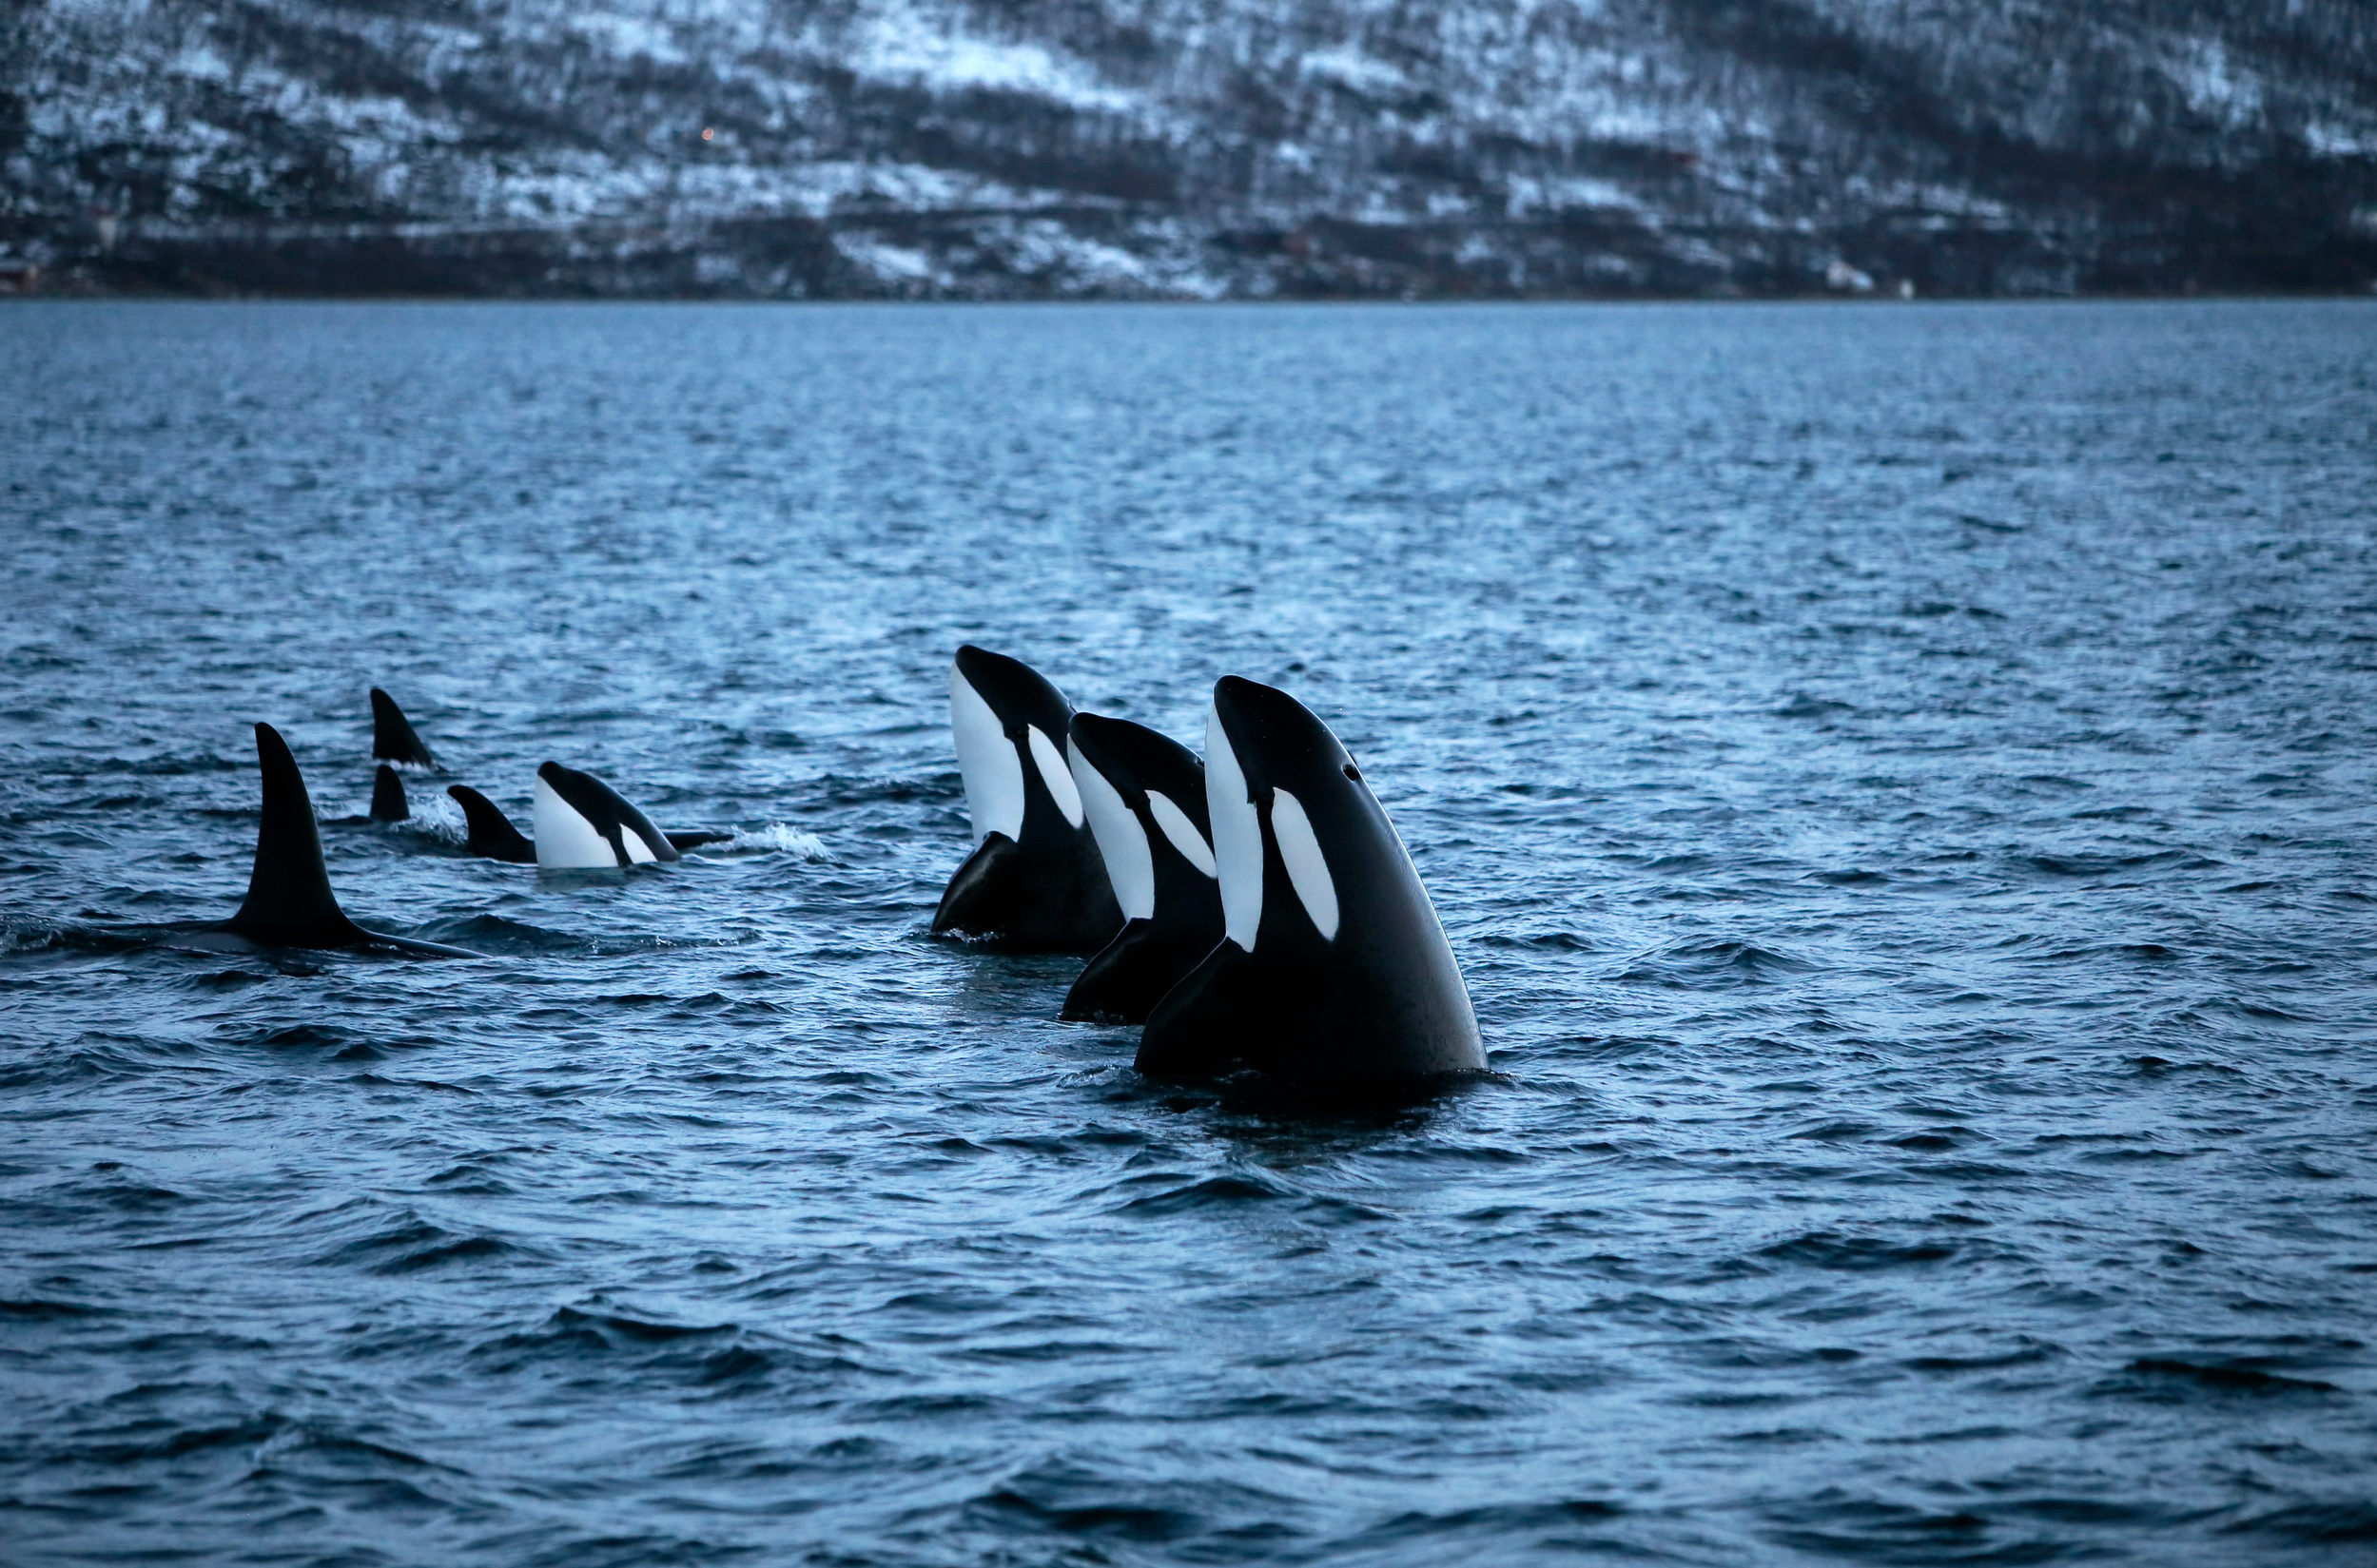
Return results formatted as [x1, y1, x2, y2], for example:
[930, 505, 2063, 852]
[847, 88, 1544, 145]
[5, 0, 2374, 296]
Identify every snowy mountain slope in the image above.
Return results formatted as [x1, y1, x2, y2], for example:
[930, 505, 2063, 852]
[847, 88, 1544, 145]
[4, 0, 2373, 296]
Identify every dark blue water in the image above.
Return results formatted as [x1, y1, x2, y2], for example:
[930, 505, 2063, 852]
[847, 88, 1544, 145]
[4, 300, 2375, 1566]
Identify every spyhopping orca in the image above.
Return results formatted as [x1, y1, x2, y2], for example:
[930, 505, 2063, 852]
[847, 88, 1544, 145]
[531, 763, 727, 869]
[370, 688, 438, 769]
[447, 784, 536, 863]
[1061, 713, 1224, 1022]
[182, 724, 482, 958]
[370, 765, 409, 823]
[1137, 677, 1484, 1091]
[931, 646, 1120, 953]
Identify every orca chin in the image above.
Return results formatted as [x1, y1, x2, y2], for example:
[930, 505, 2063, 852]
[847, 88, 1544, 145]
[930, 646, 1120, 953]
[1136, 676, 1485, 1091]
[1060, 712, 1224, 1023]
[211, 724, 483, 958]
[532, 762, 683, 871]
[369, 687, 439, 770]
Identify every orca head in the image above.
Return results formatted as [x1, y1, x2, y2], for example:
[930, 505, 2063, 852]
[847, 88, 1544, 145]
[1067, 712, 1216, 921]
[949, 645, 1083, 847]
[1163, 675, 1484, 1085]
[1207, 675, 1403, 957]
[369, 687, 438, 770]
[933, 648, 1121, 951]
[533, 762, 682, 870]
[224, 723, 367, 948]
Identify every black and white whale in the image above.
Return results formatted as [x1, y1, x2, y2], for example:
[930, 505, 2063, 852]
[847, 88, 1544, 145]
[370, 687, 438, 770]
[529, 762, 731, 870]
[931, 645, 1120, 952]
[176, 723, 482, 958]
[446, 784, 536, 862]
[1137, 677, 1485, 1091]
[1061, 713, 1224, 1023]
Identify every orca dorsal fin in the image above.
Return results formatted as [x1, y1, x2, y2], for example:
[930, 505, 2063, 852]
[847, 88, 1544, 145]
[446, 784, 537, 863]
[225, 723, 367, 947]
[370, 687, 438, 769]
[369, 765, 410, 822]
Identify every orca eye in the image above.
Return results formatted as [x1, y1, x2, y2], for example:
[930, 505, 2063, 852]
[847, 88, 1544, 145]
[1343, 763, 1361, 782]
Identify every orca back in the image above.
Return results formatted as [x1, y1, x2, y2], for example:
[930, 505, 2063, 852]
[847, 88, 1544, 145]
[447, 784, 537, 863]
[224, 723, 367, 948]
[369, 765, 410, 822]
[369, 687, 438, 769]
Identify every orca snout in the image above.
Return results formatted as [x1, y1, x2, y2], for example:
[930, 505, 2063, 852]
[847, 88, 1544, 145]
[1208, 675, 1354, 797]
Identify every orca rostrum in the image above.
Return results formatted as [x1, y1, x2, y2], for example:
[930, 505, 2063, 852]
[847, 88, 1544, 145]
[1061, 712, 1224, 1023]
[369, 765, 410, 823]
[370, 687, 438, 770]
[930, 645, 1120, 953]
[196, 723, 482, 958]
[1136, 677, 1485, 1091]
[447, 784, 536, 863]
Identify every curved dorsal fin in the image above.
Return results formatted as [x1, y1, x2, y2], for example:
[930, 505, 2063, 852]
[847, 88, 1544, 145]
[447, 784, 537, 863]
[224, 723, 365, 947]
[369, 687, 438, 768]
[369, 765, 409, 822]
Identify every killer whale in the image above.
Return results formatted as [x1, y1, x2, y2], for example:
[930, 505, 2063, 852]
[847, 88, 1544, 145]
[1136, 677, 1485, 1091]
[447, 784, 536, 862]
[370, 687, 438, 770]
[931, 645, 1120, 953]
[438, 772, 730, 867]
[178, 724, 482, 958]
[530, 763, 730, 868]
[533, 763, 677, 870]
[370, 765, 410, 823]
[1061, 713, 1224, 1023]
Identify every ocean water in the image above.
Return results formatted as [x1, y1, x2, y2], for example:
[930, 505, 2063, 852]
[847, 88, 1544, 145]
[2, 299, 2375, 1566]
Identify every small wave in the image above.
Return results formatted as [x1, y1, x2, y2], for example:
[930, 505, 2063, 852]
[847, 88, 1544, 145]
[1116, 1173, 1291, 1215]
[971, 1488, 1200, 1544]
[810, 772, 957, 806]
[0, 919, 65, 955]
[2226, 1502, 2377, 1543]
[1759, 1231, 1958, 1271]
[1618, 939, 1817, 987]
[1475, 929, 1598, 950]
[65, 753, 244, 777]
[315, 1215, 520, 1275]
[2125, 1358, 2339, 1395]
[1903, 1340, 2066, 1374]
[544, 1306, 734, 1344]
[0, 1297, 110, 1320]
[713, 823, 828, 859]
[1775, 694, 1858, 720]
[397, 796, 467, 843]
[409, 914, 731, 957]
[1343, 1499, 1626, 1552]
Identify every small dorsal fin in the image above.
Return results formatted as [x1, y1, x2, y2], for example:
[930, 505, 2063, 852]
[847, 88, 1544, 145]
[447, 784, 537, 863]
[369, 687, 438, 768]
[225, 723, 366, 947]
[369, 765, 410, 822]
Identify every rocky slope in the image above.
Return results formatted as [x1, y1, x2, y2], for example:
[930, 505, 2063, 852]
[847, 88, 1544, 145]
[5, 0, 2375, 297]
